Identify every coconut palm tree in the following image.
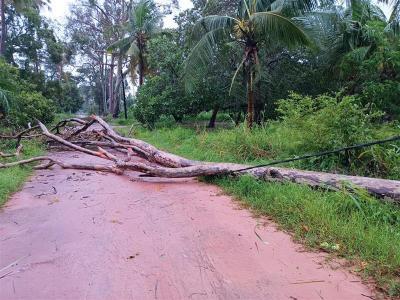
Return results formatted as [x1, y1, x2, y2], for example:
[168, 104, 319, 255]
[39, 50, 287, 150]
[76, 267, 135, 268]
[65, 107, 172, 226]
[377, 0, 399, 32]
[108, 0, 161, 86]
[0, 0, 49, 56]
[185, 0, 315, 128]
[300, 0, 388, 69]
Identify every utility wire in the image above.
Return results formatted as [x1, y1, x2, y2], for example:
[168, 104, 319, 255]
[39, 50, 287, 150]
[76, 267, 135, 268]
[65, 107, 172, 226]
[232, 135, 400, 173]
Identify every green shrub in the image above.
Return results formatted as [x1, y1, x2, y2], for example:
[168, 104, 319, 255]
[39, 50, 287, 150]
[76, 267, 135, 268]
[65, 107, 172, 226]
[9, 91, 54, 126]
[358, 81, 400, 119]
[123, 92, 400, 179]
[0, 59, 55, 126]
[274, 92, 399, 178]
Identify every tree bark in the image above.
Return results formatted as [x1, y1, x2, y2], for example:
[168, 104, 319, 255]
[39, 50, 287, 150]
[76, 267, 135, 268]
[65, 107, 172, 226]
[112, 56, 122, 118]
[3, 116, 400, 203]
[207, 105, 220, 128]
[108, 54, 115, 113]
[0, 0, 6, 57]
[103, 53, 108, 115]
[138, 37, 145, 86]
[121, 69, 128, 120]
[246, 70, 254, 129]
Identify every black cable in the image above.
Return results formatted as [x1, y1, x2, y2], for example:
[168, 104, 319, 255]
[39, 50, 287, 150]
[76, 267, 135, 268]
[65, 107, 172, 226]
[231, 135, 400, 173]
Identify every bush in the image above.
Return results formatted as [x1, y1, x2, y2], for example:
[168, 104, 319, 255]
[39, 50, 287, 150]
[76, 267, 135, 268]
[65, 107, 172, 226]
[9, 91, 54, 126]
[0, 59, 55, 126]
[275, 92, 399, 178]
[125, 92, 400, 179]
[358, 81, 400, 119]
[133, 76, 194, 128]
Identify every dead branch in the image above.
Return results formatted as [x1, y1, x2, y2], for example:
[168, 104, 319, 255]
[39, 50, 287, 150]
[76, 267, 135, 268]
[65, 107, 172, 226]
[50, 118, 88, 134]
[38, 122, 109, 160]
[91, 115, 198, 167]
[0, 126, 41, 147]
[65, 120, 96, 140]
[0, 144, 23, 158]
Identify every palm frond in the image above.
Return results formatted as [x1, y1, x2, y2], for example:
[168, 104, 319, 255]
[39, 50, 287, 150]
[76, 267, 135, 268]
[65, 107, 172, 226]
[251, 12, 311, 47]
[107, 37, 133, 53]
[191, 15, 237, 41]
[270, 0, 322, 16]
[184, 28, 230, 91]
[229, 56, 247, 94]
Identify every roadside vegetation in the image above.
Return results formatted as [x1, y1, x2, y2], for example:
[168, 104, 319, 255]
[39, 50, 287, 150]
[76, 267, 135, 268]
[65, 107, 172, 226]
[0, 0, 400, 297]
[0, 140, 43, 207]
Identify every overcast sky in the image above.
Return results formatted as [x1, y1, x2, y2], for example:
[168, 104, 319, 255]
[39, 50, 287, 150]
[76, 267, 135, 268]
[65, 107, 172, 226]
[43, 0, 194, 28]
[43, 0, 392, 27]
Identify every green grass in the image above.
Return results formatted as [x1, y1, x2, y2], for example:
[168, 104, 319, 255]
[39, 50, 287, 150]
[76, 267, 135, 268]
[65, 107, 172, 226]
[117, 124, 400, 297]
[212, 176, 400, 297]
[119, 122, 400, 180]
[0, 140, 44, 207]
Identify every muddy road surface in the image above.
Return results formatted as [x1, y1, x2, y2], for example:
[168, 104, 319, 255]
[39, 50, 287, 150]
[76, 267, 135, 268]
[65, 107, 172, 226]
[0, 152, 373, 299]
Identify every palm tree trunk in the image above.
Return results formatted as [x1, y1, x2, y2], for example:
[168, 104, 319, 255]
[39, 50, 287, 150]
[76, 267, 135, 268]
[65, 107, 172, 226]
[0, 0, 6, 57]
[139, 53, 144, 86]
[138, 39, 145, 86]
[246, 70, 254, 129]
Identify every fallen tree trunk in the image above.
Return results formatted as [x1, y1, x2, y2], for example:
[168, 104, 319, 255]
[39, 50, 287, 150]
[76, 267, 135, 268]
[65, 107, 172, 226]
[1, 116, 399, 203]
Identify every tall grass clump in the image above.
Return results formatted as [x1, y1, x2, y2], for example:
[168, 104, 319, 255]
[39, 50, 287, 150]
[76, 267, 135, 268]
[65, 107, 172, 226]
[0, 140, 44, 206]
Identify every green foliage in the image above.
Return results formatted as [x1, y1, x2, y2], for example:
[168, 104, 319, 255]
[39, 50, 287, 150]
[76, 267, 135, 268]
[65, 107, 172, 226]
[133, 34, 197, 127]
[10, 91, 54, 125]
[44, 78, 83, 113]
[276, 93, 380, 150]
[275, 92, 399, 177]
[358, 81, 400, 118]
[0, 139, 44, 207]
[133, 76, 194, 128]
[214, 176, 400, 297]
[0, 59, 54, 126]
[116, 125, 400, 296]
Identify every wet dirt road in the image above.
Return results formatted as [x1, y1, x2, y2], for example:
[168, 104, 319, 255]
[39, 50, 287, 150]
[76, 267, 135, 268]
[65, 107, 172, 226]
[0, 152, 373, 300]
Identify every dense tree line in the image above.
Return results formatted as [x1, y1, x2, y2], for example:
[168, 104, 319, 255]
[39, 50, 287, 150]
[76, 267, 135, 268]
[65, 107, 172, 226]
[131, 0, 400, 128]
[0, 0, 399, 129]
[0, 0, 83, 126]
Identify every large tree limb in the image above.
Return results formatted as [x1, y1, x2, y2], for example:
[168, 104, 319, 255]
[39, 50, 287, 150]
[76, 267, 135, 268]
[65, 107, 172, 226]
[38, 122, 109, 160]
[91, 115, 199, 167]
[2, 116, 399, 203]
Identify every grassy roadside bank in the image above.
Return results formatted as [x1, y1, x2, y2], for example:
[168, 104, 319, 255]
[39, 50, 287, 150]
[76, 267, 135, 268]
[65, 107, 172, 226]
[117, 125, 400, 297]
[0, 140, 44, 207]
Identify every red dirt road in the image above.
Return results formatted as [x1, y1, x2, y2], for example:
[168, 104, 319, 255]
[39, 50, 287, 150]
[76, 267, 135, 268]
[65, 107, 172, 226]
[0, 152, 373, 300]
